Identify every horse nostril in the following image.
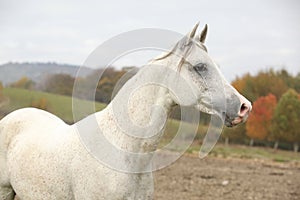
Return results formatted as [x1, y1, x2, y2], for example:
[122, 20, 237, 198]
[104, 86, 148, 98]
[239, 103, 249, 116]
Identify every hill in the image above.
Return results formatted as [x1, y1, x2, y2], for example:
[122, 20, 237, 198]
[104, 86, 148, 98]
[0, 62, 94, 85]
[1, 87, 106, 123]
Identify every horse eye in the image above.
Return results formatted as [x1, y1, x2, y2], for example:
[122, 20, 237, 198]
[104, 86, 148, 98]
[194, 63, 208, 73]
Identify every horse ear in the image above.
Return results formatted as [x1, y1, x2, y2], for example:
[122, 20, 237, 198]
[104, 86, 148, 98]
[199, 24, 208, 43]
[189, 22, 199, 38]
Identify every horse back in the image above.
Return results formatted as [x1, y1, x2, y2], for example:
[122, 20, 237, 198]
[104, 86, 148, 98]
[0, 107, 66, 151]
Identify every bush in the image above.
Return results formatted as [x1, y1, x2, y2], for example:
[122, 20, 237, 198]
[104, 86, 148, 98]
[31, 97, 51, 111]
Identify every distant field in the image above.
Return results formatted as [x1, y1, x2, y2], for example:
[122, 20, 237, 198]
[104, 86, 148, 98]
[1, 87, 106, 123]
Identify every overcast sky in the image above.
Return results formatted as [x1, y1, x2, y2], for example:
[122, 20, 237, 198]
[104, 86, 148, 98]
[0, 0, 299, 81]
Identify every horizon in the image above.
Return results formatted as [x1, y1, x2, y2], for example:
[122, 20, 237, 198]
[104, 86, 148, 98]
[1, 60, 299, 83]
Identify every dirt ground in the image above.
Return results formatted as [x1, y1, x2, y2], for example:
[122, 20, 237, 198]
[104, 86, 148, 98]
[154, 154, 300, 200]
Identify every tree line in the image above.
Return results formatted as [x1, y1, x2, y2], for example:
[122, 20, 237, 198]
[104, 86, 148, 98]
[223, 69, 300, 151]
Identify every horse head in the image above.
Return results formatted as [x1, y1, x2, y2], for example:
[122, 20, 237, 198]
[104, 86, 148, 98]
[157, 23, 252, 127]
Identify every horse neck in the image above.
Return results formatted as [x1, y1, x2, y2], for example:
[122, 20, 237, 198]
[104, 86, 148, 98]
[97, 61, 177, 153]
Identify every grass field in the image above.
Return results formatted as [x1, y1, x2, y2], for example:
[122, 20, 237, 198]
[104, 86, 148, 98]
[1, 87, 106, 123]
[187, 143, 300, 163]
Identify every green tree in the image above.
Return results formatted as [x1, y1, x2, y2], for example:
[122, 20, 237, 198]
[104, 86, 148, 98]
[44, 74, 75, 96]
[277, 69, 300, 93]
[222, 123, 249, 145]
[271, 89, 300, 152]
[0, 81, 4, 101]
[295, 73, 300, 93]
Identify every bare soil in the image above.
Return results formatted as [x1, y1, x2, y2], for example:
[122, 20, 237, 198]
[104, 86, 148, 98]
[154, 154, 300, 200]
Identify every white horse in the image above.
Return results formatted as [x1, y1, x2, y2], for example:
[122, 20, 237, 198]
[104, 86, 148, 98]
[0, 23, 251, 200]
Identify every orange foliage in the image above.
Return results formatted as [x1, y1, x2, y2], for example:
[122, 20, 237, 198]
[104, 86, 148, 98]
[246, 94, 277, 140]
[31, 97, 50, 111]
[10, 76, 35, 89]
[231, 70, 288, 102]
[231, 73, 251, 93]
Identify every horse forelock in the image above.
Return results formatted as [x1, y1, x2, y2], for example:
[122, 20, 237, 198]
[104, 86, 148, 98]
[154, 37, 207, 71]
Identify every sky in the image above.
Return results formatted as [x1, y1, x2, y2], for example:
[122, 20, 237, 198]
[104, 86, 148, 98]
[0, 0, 300, 81]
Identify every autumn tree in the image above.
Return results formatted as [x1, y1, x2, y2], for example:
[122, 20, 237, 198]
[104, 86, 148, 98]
[232, 69, 288, 102]
[31, 97, 50, 111]
[246, 94, 277, 145]
[10, 76, 35, 89]
[71, 68, 128, 103]
[231, 73, 251, 98]
[295, 73, 300, 93]
[95, 68, 126, 103]
[271, 89, 300, 152]
[226, 69, 300, 147]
